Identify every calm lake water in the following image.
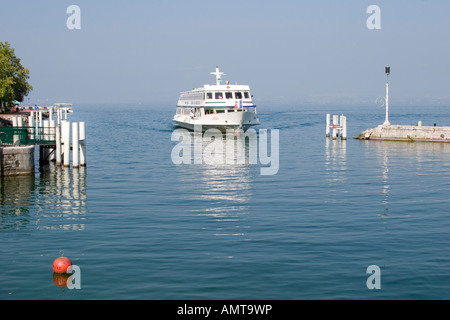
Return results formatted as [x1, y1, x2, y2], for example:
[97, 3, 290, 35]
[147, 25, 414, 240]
[1, 103, 449, 299]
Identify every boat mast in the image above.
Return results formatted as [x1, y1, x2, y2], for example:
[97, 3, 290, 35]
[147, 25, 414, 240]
[210, 66, 224, 85]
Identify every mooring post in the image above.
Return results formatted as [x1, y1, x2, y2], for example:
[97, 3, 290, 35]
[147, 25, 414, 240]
[79, 121, 86, 166]
[326, 114, 331, 137]
[63, 121, 70, 167]
[332, 115, 338, 140]
[341, 116, 347, 140]
[72, 122, 79, 168]
[56, 124, 61, 165]
[49, 120, 56, 161]
[28, 115, 34, 128]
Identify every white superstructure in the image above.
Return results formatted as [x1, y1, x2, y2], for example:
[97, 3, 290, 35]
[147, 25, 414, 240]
[173, 67, 260, 131]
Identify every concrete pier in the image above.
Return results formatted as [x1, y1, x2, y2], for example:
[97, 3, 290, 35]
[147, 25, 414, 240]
[356, 124, 450, 142]
[0, 145, 35, 176]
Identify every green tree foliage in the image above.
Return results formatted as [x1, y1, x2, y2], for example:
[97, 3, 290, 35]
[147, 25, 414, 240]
[0, 42, 33, 112]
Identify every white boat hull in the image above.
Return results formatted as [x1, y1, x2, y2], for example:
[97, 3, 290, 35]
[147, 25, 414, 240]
[173, 111, 259, 132]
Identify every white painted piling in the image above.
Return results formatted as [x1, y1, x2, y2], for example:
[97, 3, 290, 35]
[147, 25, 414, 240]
[56, 124, 62, 165]
[17, 116, 23, 127]
[43, 120, 49, 140]
[341, 115, 347, 140]
[72, 122, 79, 168]
[326, 114, 347, 140]
[12, 116, 17, 127]
[49, 120, 56, 160]
[326, 114, 331, 137]
[332, 115, 338, 140]
[79, 122, 86, 166]
[63, 121, 71, 167]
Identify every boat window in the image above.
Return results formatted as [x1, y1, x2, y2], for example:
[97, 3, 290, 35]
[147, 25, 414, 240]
[216, 110, 225, 113]
[206, 92, 213, 99]
[244, 91, 250, 99]
[225, 92, 233, 99]
[235, 92, 242, 99]
[215, 92, 223, 99]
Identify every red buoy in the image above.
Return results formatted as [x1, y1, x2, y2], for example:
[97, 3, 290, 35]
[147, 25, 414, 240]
[53, 257, 72, 274]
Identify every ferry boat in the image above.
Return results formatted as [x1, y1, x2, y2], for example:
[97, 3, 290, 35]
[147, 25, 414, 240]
[173, 67, 260, 132]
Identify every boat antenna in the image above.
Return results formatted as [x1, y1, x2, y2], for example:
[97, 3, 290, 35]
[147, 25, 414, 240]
[210, 66, 225, 85]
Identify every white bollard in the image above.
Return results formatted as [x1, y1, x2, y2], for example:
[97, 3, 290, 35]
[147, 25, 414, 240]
[72, 122, 79, 168]
[79, 122, 86, 166]
[326, 114, 331, 137]
[63, 121, 71, 167]
[56, 124, 62, 165]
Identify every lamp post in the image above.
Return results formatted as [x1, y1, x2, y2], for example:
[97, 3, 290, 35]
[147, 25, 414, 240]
[383, 65, 390, 126]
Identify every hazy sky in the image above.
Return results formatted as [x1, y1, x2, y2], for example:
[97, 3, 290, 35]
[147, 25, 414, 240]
[1, 0, 449, 108]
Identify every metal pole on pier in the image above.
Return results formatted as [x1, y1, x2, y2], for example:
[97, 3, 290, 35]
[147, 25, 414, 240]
[383, 65, 390, 126]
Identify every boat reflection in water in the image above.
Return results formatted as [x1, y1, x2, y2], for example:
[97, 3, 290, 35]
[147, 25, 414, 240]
[0, 165, 87, 231]
[174, 130, 255, 249]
